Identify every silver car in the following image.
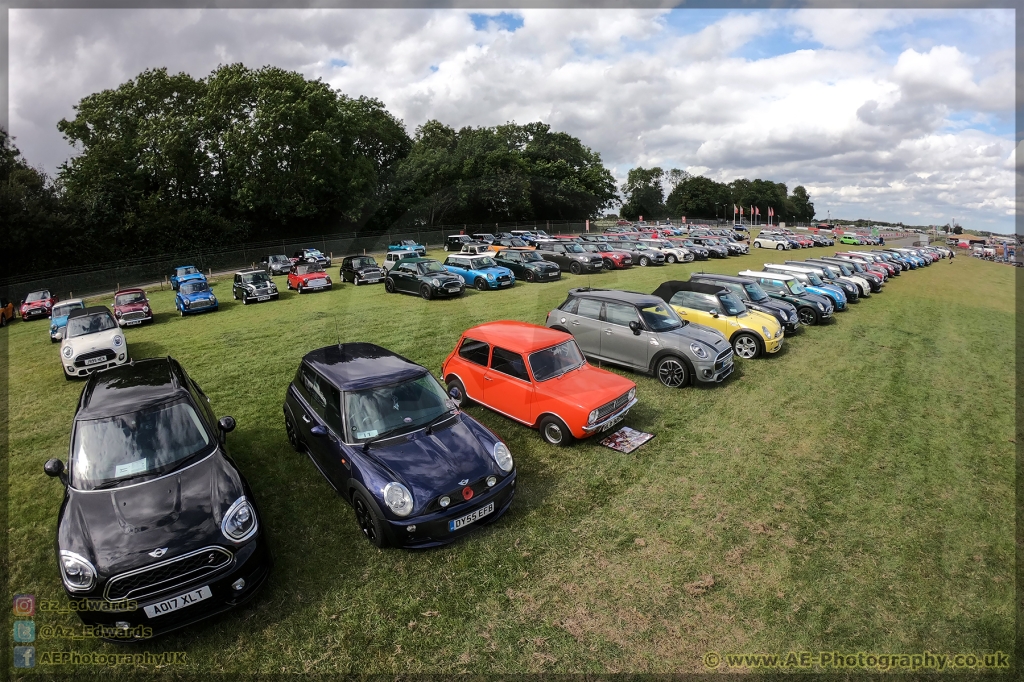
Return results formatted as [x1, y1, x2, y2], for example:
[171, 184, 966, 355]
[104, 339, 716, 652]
[545, 288, 734, 388]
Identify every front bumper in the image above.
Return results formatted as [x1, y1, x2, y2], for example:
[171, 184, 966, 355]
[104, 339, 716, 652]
[581, 396, 639, 435]
[71, 536, 271, 640]
[181, 301, 219, 314]
[23, 307, 50, 320]
[433, 283, 465, 297]
[765, 336, 784, 353]
[64, 352, 129, 378]
[385, 474, 516, 548]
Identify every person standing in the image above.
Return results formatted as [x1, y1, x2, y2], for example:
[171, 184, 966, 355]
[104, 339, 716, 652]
[949, 248, 955, 263]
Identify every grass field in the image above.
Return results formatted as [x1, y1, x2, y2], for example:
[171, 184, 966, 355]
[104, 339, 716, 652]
[4, 245, 1015, 675]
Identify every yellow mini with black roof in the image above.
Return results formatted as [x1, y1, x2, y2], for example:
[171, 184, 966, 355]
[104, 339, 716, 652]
[652, 280, 783, 359]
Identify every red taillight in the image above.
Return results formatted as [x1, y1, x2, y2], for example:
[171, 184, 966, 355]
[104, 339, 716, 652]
[462, 486, 474, 501]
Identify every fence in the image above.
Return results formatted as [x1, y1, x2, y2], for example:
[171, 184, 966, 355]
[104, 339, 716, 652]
[1, 220, 595, 302]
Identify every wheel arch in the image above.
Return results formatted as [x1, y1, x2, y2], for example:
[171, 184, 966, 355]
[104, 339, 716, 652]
[649, 349, 695, 377]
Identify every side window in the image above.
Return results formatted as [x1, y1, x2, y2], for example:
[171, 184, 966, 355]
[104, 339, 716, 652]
[458, 338, 490, 366]
[604, 302, 639, 327]
[398, 263, 415, 274]
[490, 347, 530, 382]
[186, 378, 217, 428]
[576, 298, 603, 320]
[559, 297, 579, 314]
[669, 291, 697, 308]
[698, 293, 721, 312]
[234, 275, 241, 284]
[299, 365, 327, 418]
[324, 383, 343, 435]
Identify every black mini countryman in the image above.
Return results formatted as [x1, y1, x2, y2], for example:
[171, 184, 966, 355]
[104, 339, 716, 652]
[44, 358, 271, 639]
[283, 343, 516, 548]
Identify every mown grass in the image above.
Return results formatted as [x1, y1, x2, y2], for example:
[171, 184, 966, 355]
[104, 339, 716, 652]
[5, 245, 1015, 675]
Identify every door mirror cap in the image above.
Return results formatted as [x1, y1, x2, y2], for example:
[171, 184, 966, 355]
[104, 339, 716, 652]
[44, 458, 65, 479]
[710, 309, 720, 317]
[310, 425, 328, 437]
[218, 416, 236, 433]
[628, 320, 641, 335]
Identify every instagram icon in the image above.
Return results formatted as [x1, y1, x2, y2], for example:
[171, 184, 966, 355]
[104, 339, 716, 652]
[13, 594, 35, 617]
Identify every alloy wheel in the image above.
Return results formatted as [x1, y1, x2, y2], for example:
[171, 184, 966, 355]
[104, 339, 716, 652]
[657, 357, 688, 388]
[734, 334, 759, 359]
[798, 308, 817, 325]
[353, 497, 378, 543]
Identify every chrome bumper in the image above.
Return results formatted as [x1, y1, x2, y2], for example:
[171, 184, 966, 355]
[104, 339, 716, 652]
[582, 397, 639, 433]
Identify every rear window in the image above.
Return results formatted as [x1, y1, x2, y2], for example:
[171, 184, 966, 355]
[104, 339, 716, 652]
[458, 338, 489, 366]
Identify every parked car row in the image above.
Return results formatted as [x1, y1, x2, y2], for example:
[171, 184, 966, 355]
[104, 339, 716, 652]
[36, 241, 949, 643]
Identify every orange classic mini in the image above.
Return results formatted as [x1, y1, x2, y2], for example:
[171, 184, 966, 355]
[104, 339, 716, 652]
[441, 321, 638, 447]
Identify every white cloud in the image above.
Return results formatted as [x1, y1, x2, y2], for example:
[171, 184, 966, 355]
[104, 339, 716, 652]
[8, 7, 1016, 232]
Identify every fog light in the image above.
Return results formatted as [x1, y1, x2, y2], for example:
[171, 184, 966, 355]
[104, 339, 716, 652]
[486, 476, 496, 487]
[703, 369, 713, 378]
[231, 578, 245, 591]
[439, 496, 450, 508]
[115, 621, 130, 630]
[66, 366, 74, 372]
[407, 525, 416, 533]
[118, 353, 125, 360]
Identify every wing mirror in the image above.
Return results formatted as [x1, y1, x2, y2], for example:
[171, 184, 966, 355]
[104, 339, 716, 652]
[628, 321, 642, 335]
[310, 425, 328, 437]
[44, 458, 67, 485]
[218, 416, 236, 434]
[710, 309, 721, 317]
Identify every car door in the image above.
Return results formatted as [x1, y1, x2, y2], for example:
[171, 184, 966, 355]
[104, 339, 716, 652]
[559, 297, 604, 359]
[394, 263, 419, 293]
[455, 337, 490, 401]
[292, 365, 342, 485]
[669, 291, 715, 329]
[600, 301, 650, 370]
[232, 274, 241, 299]
[484, 347, 535, 425]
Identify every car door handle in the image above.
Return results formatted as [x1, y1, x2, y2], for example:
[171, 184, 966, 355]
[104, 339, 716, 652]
[570, 320, 579, 325]
[301, 414, 311, 424]
[484, 377, 493, 381]
[604, 329, 612, 334]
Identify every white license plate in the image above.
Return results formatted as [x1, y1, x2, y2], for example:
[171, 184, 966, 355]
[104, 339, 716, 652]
[499, 281, 511, 286]
[83, 356, 107, 366]
[143, 585, 212, 618]
[600, 414, 625, 432]
[123, 320, 142, 326]
[365, 278, 381, 283]
[449, 501, 494, 531]
[257, 295, 270, 301]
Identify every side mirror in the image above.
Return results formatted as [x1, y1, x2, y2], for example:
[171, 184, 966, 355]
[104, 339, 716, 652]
[310, 425, 328, 437]
[218, 416, 236, 433]
[44, 458, 67, 485]
[628, 320, 641, 336]
[710, 309, 720, 317]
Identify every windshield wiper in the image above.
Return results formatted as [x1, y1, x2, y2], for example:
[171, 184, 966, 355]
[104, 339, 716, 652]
[361, 424, 410, 452]
[93, 472, 153, 490]
[425, 410, 456, 435]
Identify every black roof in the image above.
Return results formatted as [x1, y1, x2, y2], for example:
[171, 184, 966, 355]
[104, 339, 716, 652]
[567, 287, 664, 307]
[77, 357, 189, 420]
[651, 281, 727, 301]
[67, 306, 113, 320]
[690, 273, 757, 285]
[303, 343, 428, 391]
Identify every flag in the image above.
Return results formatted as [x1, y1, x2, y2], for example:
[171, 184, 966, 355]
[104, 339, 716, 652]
[733, 204, 738, 215]
[755, 207, 760, 216]
[739, 207, 743, 216]
[768, 207, 774, 217]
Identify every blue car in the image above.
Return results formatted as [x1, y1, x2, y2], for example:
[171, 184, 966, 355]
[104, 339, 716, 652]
[170, 265, 206, 291]
[388, 240, 426, 257]
[175, 280, 219, 316]
[441, 254, 516, 290]
[282, 343, 517, 548]
[49, 298, 85, 342]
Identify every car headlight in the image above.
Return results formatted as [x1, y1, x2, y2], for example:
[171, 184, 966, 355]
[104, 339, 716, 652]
[183, 299, 190, 307]
[112, 334, 124, 347]
[431, 278, 441, 287]
[211, 296, 217, 303]
[383, 482, 414, 516]
[221, 496, 258, 542]
[492, 442, 514, 472]
[143, 305, 150, 313]
[59, 550, 97, 592]
[817, 302, 824, 311]
[689, 343, 708, 359]
[588, 408, 599, 425]
[762, 326, 771, 337]
[439, 495, 451, 508]
[628, 387, 636, 401]
[115, 309, 122, 317]
[487, 273, 495, 281]
[62, 345, 73, 358]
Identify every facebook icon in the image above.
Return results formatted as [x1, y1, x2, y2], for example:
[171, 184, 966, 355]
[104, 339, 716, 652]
[14, 646, 36, 668]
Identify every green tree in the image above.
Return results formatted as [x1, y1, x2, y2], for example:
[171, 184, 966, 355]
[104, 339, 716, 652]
[619, 167, 666, 221]
[789, 185, 815, 222]
[665, 175, 731, 220]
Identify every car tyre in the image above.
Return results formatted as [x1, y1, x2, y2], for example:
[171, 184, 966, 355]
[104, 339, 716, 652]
[539, 415, 574, 447]
[443, 244, 450, 252]
[655, 355, 690, 388]
[797, 307, 818, 326]
[446, 376, 471, 408]
[474, 278, 488, 291]
[242, 293, 249, 305]
[570, 262, 582, 275]
[732, 332, 762, 359]
[603, 258, 614, 270]
[421, 284, 434, 300]
[639, 256, 650, 267]
[64, 370, 73, 381]
[525, 270, 536, 282]
[232, 290, 238, 300]
[384, 278, 396, 293]
[351, 491, 389, 548]
[777, 244, 785, 250]
[666, 254, 677, 264]
[0, 314, 6, 328]
[297, 283, 304, 294]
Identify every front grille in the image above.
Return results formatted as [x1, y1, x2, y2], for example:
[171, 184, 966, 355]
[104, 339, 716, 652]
[26, 308, 47, 316]
[443, 281, 462, 290]
[715, 349, 734, 370]
[190, 299, 214, 309]
[104, 546, 233, 601]
[426, 477, 495, 513]
[75, 349, 115, 367]
[497, 275, 512, 283]
[252, 287, 272, 297]
[307, 278, 328, 288]
[121, 311, 147, 321]
[595, 391, 632, 421]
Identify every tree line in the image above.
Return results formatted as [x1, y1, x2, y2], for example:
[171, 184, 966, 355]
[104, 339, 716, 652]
[3, 63, 817, 279]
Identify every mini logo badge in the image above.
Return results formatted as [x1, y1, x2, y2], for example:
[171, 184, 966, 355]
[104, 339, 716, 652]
[459, 479, 469, 486]
[148, 547, 168, 558]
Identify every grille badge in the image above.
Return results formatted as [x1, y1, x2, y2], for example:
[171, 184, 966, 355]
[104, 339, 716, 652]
[148, 547, 167, 558]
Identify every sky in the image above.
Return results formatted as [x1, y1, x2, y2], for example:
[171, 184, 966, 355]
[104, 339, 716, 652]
[7, 7, 1017, 233]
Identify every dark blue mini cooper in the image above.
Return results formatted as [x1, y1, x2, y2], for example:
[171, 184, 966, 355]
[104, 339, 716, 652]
[283, 343, 516, 548]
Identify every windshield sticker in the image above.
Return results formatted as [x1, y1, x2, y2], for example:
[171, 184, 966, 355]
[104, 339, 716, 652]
[114, 458, 147, 478]
[355, 429, 379, 440]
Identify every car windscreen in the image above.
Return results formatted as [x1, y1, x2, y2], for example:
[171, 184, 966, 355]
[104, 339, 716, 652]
[718, 292, 747, 316]
[786, 280, 807, 295]
[52, 303, 84, 319]
[418, 261, 446, 274]
[114, 292, 145, 306]
[295, 264, 321, 274]
[66, 312, 117, 338]
[70, 400, 213, 490]
[351, 257, 377, 268]
[271, 255, 290, 263]
[522, 251, 546, 262]
[176, 267, 199, 276]
[344, 374, 452, 442]
[26, 291, 50, 302]
[180, 281, 209, 294]
[639, 302, 683, 332]
[242, 272, 271, 284]
[528, 340, 585, 382]
[509, 239, 528, 247]
[740, 282, 770, 301]
[804, 272, 824, 285]
[471, 257, 497, 268]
